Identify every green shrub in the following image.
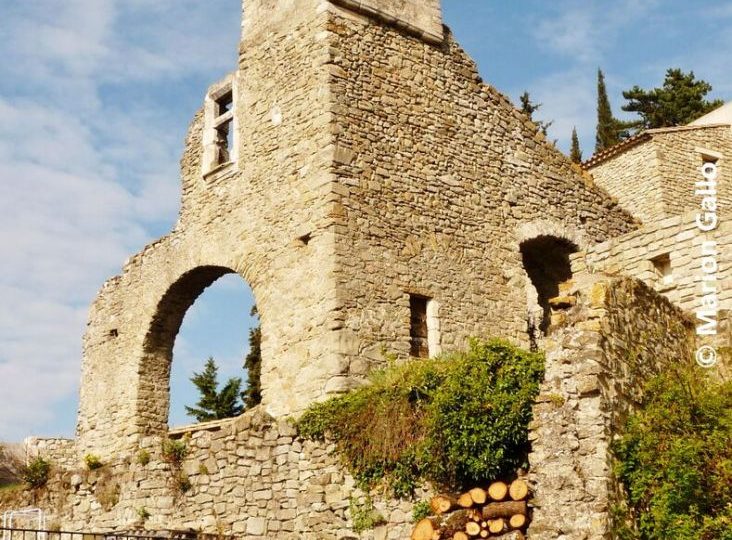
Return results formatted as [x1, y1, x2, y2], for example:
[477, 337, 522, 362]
[21, 457, 51, 488]
[412, 500, 432, 522]
[136, 507, 150, 521]
[84, 454, 103, 470]
[298, 338, 544, 496]
[612, 365, 732, 540]
[161, 438, 189, 466]
[349, 496, 385, 533]
[136, 449, 150, 466]
[176, 471, 192, 494]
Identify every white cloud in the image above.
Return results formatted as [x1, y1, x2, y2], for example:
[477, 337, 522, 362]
[0, 0, 241, 441]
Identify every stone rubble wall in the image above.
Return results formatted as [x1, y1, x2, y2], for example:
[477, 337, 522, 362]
[326, 8, 637, 374]
[528, 275, 695, 540]
[2, 410, 423, 540]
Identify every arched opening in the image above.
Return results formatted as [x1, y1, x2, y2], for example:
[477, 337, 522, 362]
[520, 236, 578, 347]
[139, 266, 259, 434]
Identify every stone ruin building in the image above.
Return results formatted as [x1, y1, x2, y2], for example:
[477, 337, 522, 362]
[3, 0, 730, 539]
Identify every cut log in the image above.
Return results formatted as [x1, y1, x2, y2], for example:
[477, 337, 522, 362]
[509, 514, 526, 529]
[489, 518, 506, 534]
[479, 531, 488, 538]
[468, 487, 487, 505]
[453, 533, 468, 540]
[465, 521, 481, 536]
[487, 481, 508, 501]
[457, 492, 474, 508]
[412, 518, 440, 540]
[481, 501, 527, 519]
[508, 479, 529, 501]
[431, 494, 457, 515]
[442, 509, 479, 537]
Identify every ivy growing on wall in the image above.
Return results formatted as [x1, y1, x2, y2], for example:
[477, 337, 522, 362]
[298, 338, 544, 496]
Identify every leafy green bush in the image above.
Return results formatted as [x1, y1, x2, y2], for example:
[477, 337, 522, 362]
[161, 438, 189, 466]
[84, 454, 103, 470]
[612, 365, 732, 540]
[298, 338, 544, 496]
[21, 456, 50, 488]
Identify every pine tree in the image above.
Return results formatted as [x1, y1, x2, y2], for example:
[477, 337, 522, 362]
[570, 127, 582, 164]
[185, 357, 243, 422]
[242, 305, 262, 409]
[519, 91, 554, 137]
[622, 68, 723, 129]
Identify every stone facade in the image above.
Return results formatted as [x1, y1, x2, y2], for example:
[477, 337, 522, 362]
[528, 275, 696, 540]
[75, 0, 636, 462]
[585, 124, 732, 223]
[6, 1, 730, 539]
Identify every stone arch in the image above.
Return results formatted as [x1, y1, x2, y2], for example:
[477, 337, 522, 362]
[138, 265, 257, 436]
[514, 221, 583, 349]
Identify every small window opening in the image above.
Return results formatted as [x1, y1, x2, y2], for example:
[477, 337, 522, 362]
[108, 329, 119, 338]
[410, 295, 429, 358]
[210, 90, 234, 168]
[651, 253, 673, 286]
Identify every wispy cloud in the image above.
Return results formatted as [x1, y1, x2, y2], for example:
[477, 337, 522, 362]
[0, 0, 241, 441]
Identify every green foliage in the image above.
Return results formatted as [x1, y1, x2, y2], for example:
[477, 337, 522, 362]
[136, 507, 151, 521]
[622, 69, 723, 130]
[161, 438, 189, 466]
[298, 338, 544, 496]
[612, 365, 732, 540]
[519, 91, 554, 137]
[84, 454, 103, 470]
[242, 305, 262, 410]
[349, 496, 386, 533]
[570, 126, 582, 164]
[186, 357, 244, 422]
[412, 500, 432, 522]
[21, 456, 50, 488]
[136, 449, 150, 466]
[596, 69, 633, 152]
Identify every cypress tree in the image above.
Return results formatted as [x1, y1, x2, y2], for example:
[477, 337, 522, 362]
[595, 69, 621, 152]
[570, 127, 582, 163]
[519, 91, 554, 138]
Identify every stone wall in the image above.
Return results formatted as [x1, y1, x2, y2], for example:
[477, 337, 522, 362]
[587, 124, 732, 223]
[572, 210, 731, 324]
[74, 0, 637, 461]
[528, 275, 695, 540]
[326, 8, 637, 375]
[2, 411, 423, 540]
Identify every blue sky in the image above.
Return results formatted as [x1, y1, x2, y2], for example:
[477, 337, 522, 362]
[1, 0, 730, 440]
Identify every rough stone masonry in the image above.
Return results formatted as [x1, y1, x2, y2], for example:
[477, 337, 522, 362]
[5, 0, 729, 538]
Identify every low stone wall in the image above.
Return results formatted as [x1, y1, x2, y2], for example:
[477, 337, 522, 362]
[528, 275, 694, 540]
[1, 410, 424, 540]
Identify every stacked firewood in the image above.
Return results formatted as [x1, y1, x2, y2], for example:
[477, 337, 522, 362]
[411, 480, 530, 540]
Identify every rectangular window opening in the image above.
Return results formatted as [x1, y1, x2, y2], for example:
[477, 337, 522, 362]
[651, 253, 673, 286]
[213, 118, 233, 166]
[410, 295, 430, 358]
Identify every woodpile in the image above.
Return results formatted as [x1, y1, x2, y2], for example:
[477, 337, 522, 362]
[411, 480, 530, 540]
